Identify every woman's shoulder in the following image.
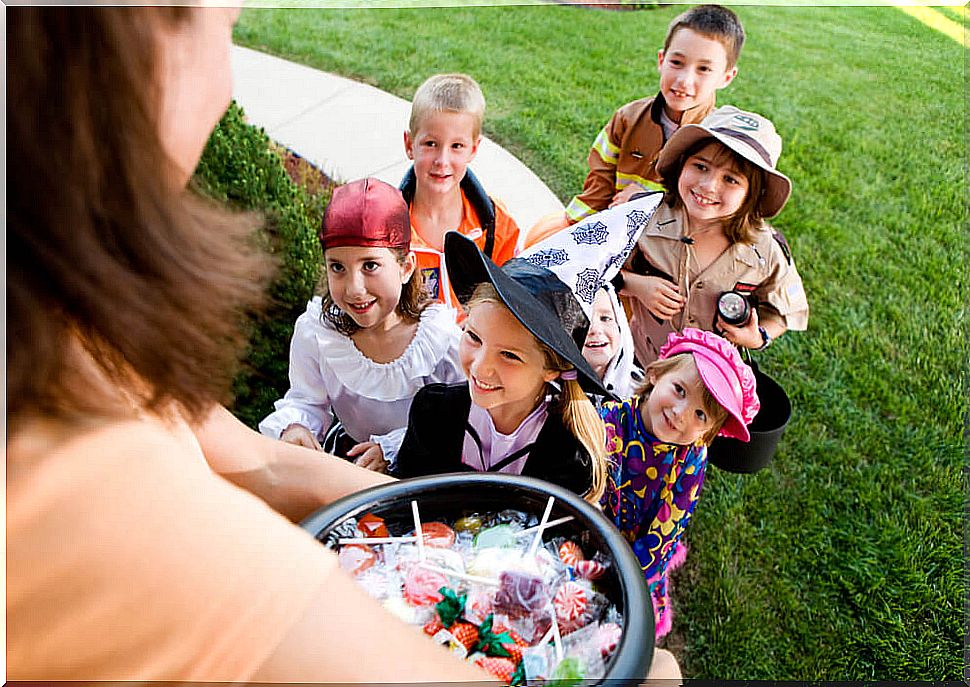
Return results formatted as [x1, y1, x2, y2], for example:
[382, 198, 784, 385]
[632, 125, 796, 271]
[8, 415, 339, 680]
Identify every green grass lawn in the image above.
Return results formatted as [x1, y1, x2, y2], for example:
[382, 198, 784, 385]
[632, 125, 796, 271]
[234, 5, 965, 681]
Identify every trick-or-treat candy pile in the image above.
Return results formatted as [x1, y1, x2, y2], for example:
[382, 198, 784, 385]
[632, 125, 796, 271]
[323, 506, 624, 685]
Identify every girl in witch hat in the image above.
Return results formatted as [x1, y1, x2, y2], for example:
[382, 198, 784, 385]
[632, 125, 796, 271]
[393, 232, 610, 502]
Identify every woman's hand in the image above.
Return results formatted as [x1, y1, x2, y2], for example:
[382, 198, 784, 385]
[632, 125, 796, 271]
[347, 442, 389, 473]
[280, 423, 323, 451]
[621, 271, 685, 320]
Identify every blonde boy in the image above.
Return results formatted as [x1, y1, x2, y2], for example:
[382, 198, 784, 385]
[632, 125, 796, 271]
[525, 5, 744, 247]
[400, 73, 520, 311]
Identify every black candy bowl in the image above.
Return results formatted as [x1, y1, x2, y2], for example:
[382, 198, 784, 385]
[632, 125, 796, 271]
[301, 473, 654, 685]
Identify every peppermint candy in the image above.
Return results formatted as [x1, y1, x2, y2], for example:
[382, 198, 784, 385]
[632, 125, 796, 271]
[553, 580, 588, 622]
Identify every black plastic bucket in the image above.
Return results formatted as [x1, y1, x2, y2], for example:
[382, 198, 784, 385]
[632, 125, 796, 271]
[301, 473, 654, 685]
[707, 364, 791, 473]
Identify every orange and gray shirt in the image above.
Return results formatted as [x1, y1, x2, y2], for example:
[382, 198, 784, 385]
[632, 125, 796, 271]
[566, 93, 715, 222]
[625, 201, 810, 366]
[400, 166, 520, 312]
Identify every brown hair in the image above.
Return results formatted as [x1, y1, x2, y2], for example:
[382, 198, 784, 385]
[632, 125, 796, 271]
[465, 284, 608, 503]
[634, 353, 730, 445]
[320, 247, 428, 336]
[660, 137, 767, 244]
[663, 4, 746, 69]
[409, 73, 485, 139]
[8, 8, 274, 432]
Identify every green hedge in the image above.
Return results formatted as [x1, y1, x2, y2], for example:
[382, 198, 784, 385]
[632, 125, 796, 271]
[193, 100, 328, 428]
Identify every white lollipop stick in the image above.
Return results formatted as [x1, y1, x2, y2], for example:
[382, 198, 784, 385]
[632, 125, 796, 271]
[411, 499, 425, 561]
[528, 496, 556, 558]
[516, 516, 574, 538]
[337, 535, 418, 545]
[550, 607, 564, 662]
[416, 561, 500, 587]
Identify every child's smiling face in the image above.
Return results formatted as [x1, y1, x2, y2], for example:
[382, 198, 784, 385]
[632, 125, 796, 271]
[583, 290, 621, 380]
[404, 110, 480, 199]
[640, 357, 716, 445]
[678, 141, 750, 228]
[459, 300, 559, 434]
[657, 28, 737, 122]
[325, 246, 415, 330]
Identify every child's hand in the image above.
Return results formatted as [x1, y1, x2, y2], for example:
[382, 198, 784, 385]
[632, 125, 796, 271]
[621, 271, 685, 320]
[347, 441, 389, 473]
[280, 423, 323, 451]
[717, 308, 763, 349]
[609, 185, 646, 208]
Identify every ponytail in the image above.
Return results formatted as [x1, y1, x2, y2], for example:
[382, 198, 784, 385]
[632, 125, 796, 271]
[552, 378, 608, 504]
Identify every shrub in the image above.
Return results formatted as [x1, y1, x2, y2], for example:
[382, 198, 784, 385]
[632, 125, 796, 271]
[193, 100, 329, 428]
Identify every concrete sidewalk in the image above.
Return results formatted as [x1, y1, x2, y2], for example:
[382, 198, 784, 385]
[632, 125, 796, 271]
[230, 45, 564, 234]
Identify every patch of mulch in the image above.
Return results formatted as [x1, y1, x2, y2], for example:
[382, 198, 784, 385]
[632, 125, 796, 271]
[277, 145, 337, 199]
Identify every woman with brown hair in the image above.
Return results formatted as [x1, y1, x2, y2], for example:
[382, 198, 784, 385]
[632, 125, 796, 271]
[7, 6, 490, 682]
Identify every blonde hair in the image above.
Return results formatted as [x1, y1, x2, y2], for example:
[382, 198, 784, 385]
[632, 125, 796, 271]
[466, 284, 608, 503]
[635, 353, 730, 445]
[409, 73, 485, 139]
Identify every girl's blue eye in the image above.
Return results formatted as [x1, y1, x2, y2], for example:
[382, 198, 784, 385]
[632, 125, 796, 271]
[696, 408, 708, 422]
[328, 263, 344, 273]
[363, 261, 380, 272]
[673, 383, 685, 396]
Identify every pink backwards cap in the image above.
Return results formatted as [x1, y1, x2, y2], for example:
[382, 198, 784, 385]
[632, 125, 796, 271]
[659, 328, 760, 442]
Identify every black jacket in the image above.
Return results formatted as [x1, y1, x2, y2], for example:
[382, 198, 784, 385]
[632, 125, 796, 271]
[399, 166, 498, 258]
[393, 383, 593, 496]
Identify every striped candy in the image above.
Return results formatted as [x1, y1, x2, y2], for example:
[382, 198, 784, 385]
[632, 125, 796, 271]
[553, 581, 588, 622]
[558, 540, 584, 567]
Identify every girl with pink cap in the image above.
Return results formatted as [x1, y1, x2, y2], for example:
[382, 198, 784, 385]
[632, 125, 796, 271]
[599, 327, 759, 639]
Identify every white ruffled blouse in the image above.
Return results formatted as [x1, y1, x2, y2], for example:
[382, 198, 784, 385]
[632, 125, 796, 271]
[258, 298, 465, 463]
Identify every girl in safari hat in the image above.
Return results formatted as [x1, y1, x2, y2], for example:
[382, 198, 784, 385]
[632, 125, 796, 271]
[618, 105, 810, 366]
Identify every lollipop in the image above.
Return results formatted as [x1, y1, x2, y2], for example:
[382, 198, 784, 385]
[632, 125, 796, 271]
[403, 566, 448, 606]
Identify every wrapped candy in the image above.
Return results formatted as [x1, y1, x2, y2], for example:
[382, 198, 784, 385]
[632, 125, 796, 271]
[553, 581, 588, 623]
[326, 507, 626, 685]
[337, 544, 377, 577]
[356, 512, 389, 538]
[419, 521, 457, 548]
[558, 540, 584, 567]
[403, 565, 448, 606]
[494, 570, 550, 617]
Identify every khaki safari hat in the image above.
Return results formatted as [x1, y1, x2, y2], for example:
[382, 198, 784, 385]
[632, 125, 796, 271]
[656, 106, 792, 219]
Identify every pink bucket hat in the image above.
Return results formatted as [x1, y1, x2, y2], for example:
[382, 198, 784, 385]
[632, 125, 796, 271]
[659, 328, 760, 442]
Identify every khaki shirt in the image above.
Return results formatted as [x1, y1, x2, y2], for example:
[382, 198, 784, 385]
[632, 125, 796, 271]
[626, 202, 809, 365]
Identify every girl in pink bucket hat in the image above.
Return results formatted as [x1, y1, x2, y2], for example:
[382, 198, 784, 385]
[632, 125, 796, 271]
[599, 327, 759, 639]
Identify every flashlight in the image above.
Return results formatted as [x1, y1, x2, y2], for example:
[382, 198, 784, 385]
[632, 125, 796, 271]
[717, 291, 751, 327]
